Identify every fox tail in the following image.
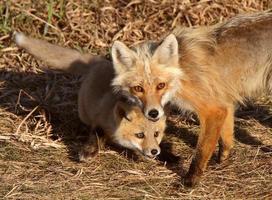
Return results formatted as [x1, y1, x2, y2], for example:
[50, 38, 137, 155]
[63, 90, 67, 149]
[14, 32, 104, 75]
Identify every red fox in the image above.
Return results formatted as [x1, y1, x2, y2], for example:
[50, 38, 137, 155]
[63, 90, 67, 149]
[110, 10, 272, 186]
[14, 33, 166, 160]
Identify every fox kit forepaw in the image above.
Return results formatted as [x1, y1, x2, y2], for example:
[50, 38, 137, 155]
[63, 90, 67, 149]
[78, 144, 98, 162]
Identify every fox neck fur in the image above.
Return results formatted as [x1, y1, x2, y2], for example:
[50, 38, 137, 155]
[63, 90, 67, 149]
[112, 10, 272, 114]
[110, 10, 272, 186]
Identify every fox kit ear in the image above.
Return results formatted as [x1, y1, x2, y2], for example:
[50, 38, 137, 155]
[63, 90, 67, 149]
[114, 102, 132, 122]
[111, 41, 136, 74]
[153, 34, 179, 65]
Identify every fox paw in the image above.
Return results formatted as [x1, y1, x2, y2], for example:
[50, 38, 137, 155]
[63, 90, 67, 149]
[78, 145, 98, 162]
[183, 173, 201, 187]
[218, 149, 232, 164]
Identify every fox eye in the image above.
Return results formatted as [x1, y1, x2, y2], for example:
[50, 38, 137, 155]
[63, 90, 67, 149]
[154, 131, 159, 137]
[135, 132, 144, 139]
[133, 85, 144, 93]
[156, 82, 165, 90]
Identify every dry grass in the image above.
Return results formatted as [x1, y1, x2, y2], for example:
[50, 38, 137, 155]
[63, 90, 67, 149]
[0, 0, 272, 199]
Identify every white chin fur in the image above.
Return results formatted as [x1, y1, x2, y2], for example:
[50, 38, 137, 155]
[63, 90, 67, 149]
[14, 32, 25, 46]
[161, 92, 172, 106]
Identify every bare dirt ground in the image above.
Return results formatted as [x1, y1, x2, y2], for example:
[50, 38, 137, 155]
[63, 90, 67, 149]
[0, 1, 271, 199]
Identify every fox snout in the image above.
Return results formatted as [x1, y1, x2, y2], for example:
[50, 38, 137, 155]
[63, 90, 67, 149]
[148, 109, 159, 118]
[143, 147, 161, 158]
[145, 107, 164, 121]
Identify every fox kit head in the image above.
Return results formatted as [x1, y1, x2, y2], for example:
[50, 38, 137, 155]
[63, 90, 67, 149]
[113, 102, 166, 158]
[111, 34, 182, 121]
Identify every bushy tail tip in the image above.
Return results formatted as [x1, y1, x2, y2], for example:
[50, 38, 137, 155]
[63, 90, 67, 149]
[13, 31, 26, 46]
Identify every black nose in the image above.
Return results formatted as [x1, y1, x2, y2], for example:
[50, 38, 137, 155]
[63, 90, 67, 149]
[151, 149, 158, 155]
[148, 109, 159, 118]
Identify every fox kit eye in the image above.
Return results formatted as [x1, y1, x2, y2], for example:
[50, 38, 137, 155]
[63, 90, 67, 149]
[157, 83, 165, 90]
[133, 85, 144, 93]
[154, 131, 159, 137]
[135, 132, 144, 139]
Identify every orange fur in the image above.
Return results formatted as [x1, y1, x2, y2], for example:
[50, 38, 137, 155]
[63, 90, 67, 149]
[111, 10, 272, 186]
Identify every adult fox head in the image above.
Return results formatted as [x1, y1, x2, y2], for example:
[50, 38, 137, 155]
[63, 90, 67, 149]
[113, 103, 166, 158]
[111, 34, 182, 121]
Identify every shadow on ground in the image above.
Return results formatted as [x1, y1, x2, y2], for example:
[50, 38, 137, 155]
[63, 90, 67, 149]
[0, 69, 87, 160]
[0, 69, 271, 177]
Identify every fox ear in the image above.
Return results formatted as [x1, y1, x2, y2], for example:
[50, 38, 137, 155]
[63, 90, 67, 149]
[153, 34, 179, 65]
[114, 103, 132, 122]
[111, 41, 136, 74]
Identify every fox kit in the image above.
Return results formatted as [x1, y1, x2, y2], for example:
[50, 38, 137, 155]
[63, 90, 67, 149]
[110, 10, 272, 186]
[14, 33, 166, 160]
